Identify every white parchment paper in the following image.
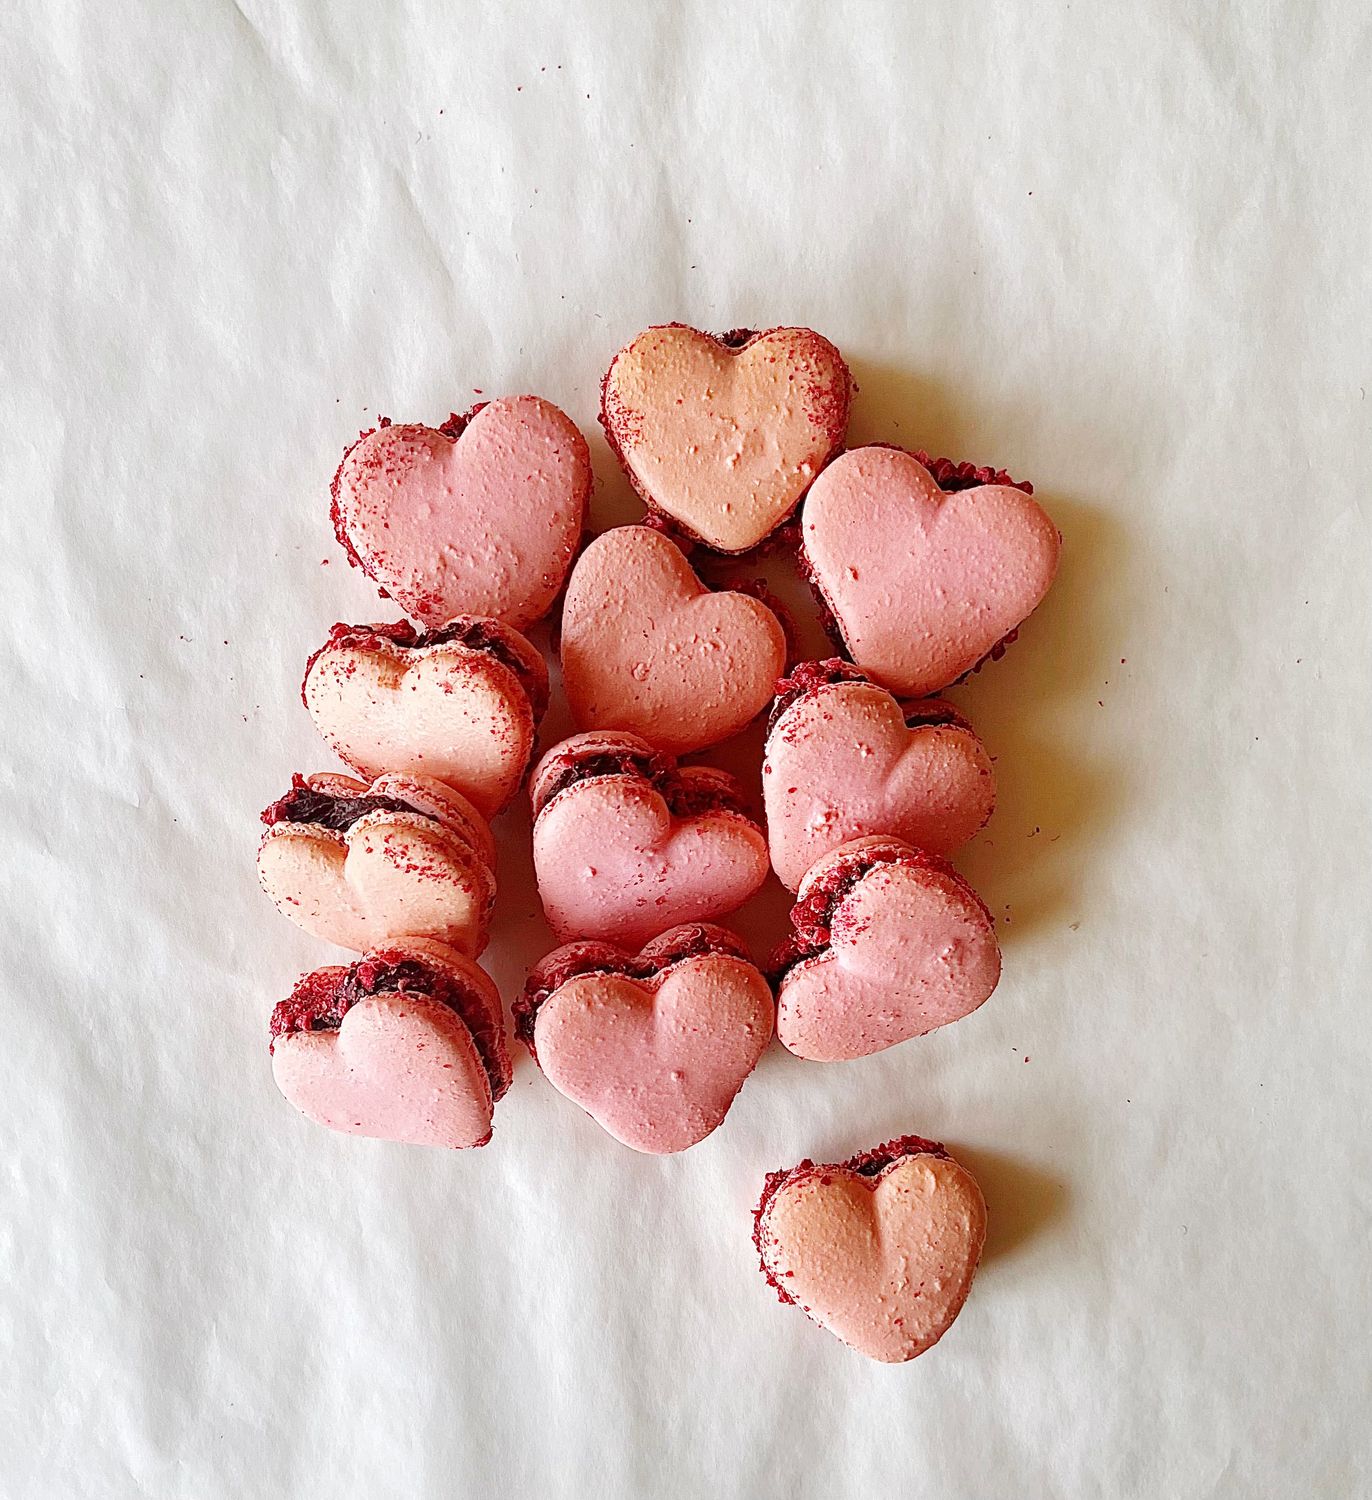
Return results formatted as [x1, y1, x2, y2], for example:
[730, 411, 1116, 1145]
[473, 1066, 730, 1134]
[2, 3, 1369, 1496]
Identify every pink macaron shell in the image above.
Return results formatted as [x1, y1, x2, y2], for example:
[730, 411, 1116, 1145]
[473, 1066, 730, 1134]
[561, 526, 786, 754]
[533, 769, 768, 946]
[777, 839, 1001, 1061]
[334, 397, 591, 630]
[756, 1148, 986, 1362]
[764, 679, 995, 890]
[303, 633, 536, 818]
[601, 325, 852, 553]
[533, 950, 774, 1154]
[802, 447, 1061, 697]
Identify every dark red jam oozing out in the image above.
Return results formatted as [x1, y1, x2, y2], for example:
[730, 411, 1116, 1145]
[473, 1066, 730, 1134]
[766, 658, 871, 735]
[514, 924, 753, 1055]
[260, 774, 435, 832]
[537, 748, 752, 823]
[752, 1135, 952, 1303]
[903, 700, 965, 731]
[715, 327, 761, 349]
[270, 951, 508, 1101]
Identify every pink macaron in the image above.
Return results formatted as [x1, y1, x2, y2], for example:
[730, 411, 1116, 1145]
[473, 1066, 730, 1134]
[514, 924, 774, 1154]
[771, 836, 1001, 1061]
[600, 324, 853, 553]
[270, 939, 511, 1149]
[801, 447, 1061, 696]
[560, 525, 787, 754]
[531, 732, 769, 946]
[302, 617, 549, 818]
[764, 659, 995, 890]
[331, 399, 592, 630]
[257, 771, 496, 955]
[754, 1135, 987, 1362]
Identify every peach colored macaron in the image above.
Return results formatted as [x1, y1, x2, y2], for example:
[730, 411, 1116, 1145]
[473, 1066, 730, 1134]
[754, 1135, 986, 1362]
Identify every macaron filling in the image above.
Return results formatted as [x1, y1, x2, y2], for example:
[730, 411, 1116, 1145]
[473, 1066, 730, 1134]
[270, 950, 508, 1101]
[260, 774, 438, 833]
[535, 749, 752, 823]
[752, 1134, 952, 1304]
[766, 658, 870, 735]
[514, 924, 752, 1054]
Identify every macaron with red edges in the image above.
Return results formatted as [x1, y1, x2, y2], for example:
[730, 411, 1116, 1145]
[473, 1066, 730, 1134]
[772, 836, 1001, 1061]
[763, 659, 995, 891]
[600, 324, 852, 553]
[560, 525, 786, 754]
[531, 732, 769, 946]
[332, 399, 591, 630]
[753, 1135, 986, 1363]
[514, 924, 773, 1154]
[801, 447, 1061, 697]
[258, 771, 496, 955]
[270, 938, 511, 1149]
[302, 616, 548, 818]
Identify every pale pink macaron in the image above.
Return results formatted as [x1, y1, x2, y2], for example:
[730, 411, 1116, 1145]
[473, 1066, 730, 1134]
[754, 1135, 987, 1363]
[302, 617, 549, 818]
[772, 836, 1001, 1061]
[801, 447, 1061, 697]
[560, 525, 786, 754]
[269, 938, 511, 1149]
[331, 398, 591, 630]
[764, 659, 995, 890]
[600, 324, 852, 553]
[530, 731, 769, 946]
[514, 924, 774, 1154]
[257, 771, 496, 955]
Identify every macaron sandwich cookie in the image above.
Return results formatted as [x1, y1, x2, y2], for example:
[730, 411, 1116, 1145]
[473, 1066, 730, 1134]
[515, 924, 773, 1154]
[560, 525, 787, 754]
[771, 836, 1001, 1061]
[258, 771, 496, 955]
[531, 731, 769, 946]
[332, 398, 592, 630]
[754, 1135, 986, 1362]
[763, 658, 996, 891]
[270, 939, 511, 1149]
[600, 324, 852, 553]
[302, 616, 549, 818]
[801, 447, 1061, 696]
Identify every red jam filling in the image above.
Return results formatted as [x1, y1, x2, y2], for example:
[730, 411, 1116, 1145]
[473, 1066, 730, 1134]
[537, 749, 751, 822]
[261, 774, 435, 833]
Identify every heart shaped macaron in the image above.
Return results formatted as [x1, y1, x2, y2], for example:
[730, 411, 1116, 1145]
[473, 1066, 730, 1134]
[531, 732, 769, 945]
[515, 925, 774, 1154]
[332, 398, 591, 630]
[601, 325, 852, 552]
[302, 617, 549, 818]
[773, 837, 1001, 1061]
[270, 940, 511, 1149]
[764, 660, 995, 890]
[801, 447, 1061, 696]
[561, 526, 786, 754]
[754, 1135, 986, 1362]
[258, 771, 496, 954]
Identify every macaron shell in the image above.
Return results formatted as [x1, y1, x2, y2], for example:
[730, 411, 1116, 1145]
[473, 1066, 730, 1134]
[758, 1154, 986, 1362]
[777, 859, 1001, 1060]
[533, 774, 768, 945]
[335, 397, 591, 630]
[561, 526, 786, 754]
[257, 813, 493, 955]
[602, 325, 851, 552]
[304, 639, 534, 817]
[271, 991, 494, 1149]
[802, 447, 1061, 696]
[764, 684, 995, 890]
[534, 954, 774, 1154]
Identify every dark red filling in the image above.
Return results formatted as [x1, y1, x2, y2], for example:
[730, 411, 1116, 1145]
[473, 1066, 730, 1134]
[536, 748, 752, 822]
[752, 1134, 951, 1304]
[270, 951, 508, 1101]
[303, 616, 548, 720]
[903, 700, 965, 731]
[514, 924, 753, 1056]
[766, 658, 871, 735]
[715, 327, 761, 349]
[260, 773, 436, 832]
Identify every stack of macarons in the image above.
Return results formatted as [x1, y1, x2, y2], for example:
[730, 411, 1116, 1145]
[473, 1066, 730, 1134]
[257, 324, 1061, 1363]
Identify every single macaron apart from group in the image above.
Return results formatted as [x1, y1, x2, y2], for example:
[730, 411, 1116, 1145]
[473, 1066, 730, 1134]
[257, 321, 1060, 1363]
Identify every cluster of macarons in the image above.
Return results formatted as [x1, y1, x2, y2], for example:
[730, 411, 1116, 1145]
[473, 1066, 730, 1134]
[257, 324, 1060, 1363]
